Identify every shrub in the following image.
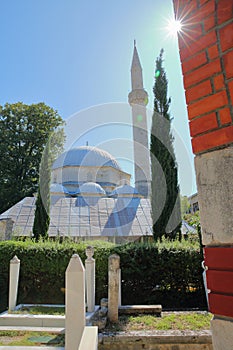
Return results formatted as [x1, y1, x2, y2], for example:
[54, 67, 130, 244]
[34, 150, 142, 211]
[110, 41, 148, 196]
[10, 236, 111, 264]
[0, 239, 207, 312]
[114, 241, 206, 308]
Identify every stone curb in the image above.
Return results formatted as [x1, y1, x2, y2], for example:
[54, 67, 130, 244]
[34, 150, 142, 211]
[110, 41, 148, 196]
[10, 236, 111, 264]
[99, 329, 213, 344]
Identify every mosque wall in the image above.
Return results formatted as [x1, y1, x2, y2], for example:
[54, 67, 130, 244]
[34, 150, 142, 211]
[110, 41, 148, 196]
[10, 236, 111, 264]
[52, 166, 131, 193]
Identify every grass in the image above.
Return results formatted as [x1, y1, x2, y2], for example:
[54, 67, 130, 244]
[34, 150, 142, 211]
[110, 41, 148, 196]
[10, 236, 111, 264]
[0, 311, 212, 346]
[105, 312, 212, 332]
[12, 305, 65, 315]
[0, 330, 64, 346]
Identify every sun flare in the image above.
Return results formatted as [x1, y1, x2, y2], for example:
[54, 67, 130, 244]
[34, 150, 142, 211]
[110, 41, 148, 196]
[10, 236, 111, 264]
[166, 19, 183, 37]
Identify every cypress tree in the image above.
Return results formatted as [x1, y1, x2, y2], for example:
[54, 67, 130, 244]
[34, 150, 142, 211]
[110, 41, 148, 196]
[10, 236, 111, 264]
[33, 138, 51, 241]
[150, 49, 181, 241]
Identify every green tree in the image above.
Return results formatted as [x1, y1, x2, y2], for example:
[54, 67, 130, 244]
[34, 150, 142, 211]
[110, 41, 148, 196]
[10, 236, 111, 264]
[0, 102, 64, 214]
[150, 49, 181, 241]
[180, 195, 190, 216]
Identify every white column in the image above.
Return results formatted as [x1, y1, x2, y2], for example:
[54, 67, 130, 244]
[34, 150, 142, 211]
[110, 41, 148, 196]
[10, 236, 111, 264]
[8, 255, 20, 312]
[108, 254, 120, 323]
[65, 254, 85, 350]
[85, 246, 95, 313]
[78, 326, 98, 350]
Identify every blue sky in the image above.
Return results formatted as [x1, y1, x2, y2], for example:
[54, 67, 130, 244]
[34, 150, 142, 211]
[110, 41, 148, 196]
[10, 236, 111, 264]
[0, 0, 196, 196]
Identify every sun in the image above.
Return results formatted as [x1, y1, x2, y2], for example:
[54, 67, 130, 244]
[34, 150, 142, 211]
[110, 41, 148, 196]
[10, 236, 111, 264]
[166, 18, 183, 37]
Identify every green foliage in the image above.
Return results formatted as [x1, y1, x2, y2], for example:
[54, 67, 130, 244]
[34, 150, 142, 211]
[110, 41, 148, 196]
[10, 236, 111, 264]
[150, 49, 181, 241]
[183, 211, 200, 227]
[0, 331, 64, 347]
[0, 102, 64, 214]
[114, 240, 206, 308]
[106, 312, 212, 331]
[0, 240, 206, 313]
[13, 306, 65, 315]
[0, 239, 113, 311]
[180, 195, 191, 216]
[33, 137, 52, 240]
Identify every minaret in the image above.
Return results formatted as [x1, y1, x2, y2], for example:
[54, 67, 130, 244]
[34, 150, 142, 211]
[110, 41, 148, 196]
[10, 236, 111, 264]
[128, 41, 151, 197]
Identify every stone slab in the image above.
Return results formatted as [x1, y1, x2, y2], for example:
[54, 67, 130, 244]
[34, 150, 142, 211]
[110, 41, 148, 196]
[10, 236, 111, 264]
[99, 330, 213, 350]
[0, 347, 64, 350]
[0, 326, 64, 332]
[194, 146, 233, 245]
[119, 305, 162, 315]
[211, 316, 233, 350]
[0, 304, 99, 328]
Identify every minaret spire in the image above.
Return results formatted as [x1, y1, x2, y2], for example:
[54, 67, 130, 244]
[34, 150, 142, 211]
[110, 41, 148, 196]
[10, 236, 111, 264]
[128, 41, 151, 197]
[131, 41, 143, 90]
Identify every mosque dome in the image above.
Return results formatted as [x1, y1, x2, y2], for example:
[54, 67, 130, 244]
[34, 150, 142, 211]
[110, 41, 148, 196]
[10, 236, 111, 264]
[77, 182, 106, 196]
[52, 146, 121, 170]
[110, 184, 139, 197]
[50, 183, 69, 195]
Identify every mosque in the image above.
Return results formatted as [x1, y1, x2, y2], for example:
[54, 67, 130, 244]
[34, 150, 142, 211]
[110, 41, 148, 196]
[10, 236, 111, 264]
[0, 43, 153, 242]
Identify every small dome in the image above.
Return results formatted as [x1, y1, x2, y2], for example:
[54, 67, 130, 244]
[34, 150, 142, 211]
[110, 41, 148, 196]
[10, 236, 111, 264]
[52, 146, 121, 170]
[78, 182, 106, 196]
[110, 184, 139, 197]
[50, 183, 69, 195]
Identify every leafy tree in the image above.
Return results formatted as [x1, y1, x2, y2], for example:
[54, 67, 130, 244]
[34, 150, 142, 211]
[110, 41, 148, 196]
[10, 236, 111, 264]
[180, 195, 190, 216]
[150, 49, 181, 241]
[0, 102, 64, 214]
[183, 211, 200, 228]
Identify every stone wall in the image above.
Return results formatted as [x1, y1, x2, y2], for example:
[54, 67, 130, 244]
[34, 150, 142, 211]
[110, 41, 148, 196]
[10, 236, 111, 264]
[98, 330, 213, 350]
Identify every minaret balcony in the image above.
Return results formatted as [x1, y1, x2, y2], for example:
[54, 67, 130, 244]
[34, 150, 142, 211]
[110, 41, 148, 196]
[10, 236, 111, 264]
[128, 89, 148, 106]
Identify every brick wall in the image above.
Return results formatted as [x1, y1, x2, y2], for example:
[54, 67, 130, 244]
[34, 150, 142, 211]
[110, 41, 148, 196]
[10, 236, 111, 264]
[173, 0, 233, 322]
[173, 0, 233, 154]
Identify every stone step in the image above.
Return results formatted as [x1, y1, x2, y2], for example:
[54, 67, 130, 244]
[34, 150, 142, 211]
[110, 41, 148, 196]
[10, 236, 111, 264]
[119, 304, 162, 315]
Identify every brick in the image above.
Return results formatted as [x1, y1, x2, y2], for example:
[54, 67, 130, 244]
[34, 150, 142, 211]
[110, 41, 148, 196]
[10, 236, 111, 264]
[220, 23, 233, 52]
[223, 50, 233, 79]
[208, 293, 233, 319]
[173, 0, 197, 17]
[178, 21, 203, 48]
[219, 108, 232, 125]
[178, 24, 203, 49]
[229, 80, 233, 103]
[191, 1, 215, 23]
[192, 125, 233, 153]
[208, 45, 219, 60]
[207, 270, 233, 295]
[185, 79, 212, 103]
[204, 14, 215, 32]
[180, 31, 217, 61]
[217, 0, 233, 25]
[189, 112, 218, 136]
[184, 59, 221, 88]
[182, 51, 207, 74]
[213, 74, 225, 91]
[199, 0, 209, 6]
[204, 247, 233, 270]
[188, 24, 203, 40]
[188, 90, 228, 119]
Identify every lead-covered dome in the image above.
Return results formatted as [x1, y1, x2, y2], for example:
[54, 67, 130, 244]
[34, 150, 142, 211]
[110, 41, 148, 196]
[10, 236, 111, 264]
[77, 182, 106, 196]
[50, 183, 69, 195]
[52, 146, 121, 170]
[110, 184, 139, 197]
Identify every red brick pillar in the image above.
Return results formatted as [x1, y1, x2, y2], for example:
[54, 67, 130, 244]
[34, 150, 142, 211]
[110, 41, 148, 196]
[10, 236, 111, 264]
[173, 1, 233, 349]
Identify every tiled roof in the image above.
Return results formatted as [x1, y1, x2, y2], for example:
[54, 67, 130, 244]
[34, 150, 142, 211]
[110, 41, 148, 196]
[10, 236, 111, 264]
[0, 196, 153, 239]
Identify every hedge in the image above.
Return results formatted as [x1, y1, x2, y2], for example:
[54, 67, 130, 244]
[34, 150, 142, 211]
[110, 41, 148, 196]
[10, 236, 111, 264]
[0, 239, 207, 312]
